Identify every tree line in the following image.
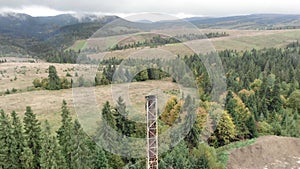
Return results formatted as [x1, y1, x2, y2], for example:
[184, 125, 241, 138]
[109, 32, 229, 51]
[0, 101, 109, 169]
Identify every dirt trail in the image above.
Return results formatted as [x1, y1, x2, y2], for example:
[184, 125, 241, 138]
[227, 136, 300, 169]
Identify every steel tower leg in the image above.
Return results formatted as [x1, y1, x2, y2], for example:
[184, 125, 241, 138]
[146, 95, 158, 169]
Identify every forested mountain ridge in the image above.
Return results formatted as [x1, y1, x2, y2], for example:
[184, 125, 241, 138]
[0, 13, 119, 56]
[0, 13, 118, 39]
[2, 13, 300, 57]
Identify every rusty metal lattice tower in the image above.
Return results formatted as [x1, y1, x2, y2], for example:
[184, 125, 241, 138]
[146, 95, 158, 169]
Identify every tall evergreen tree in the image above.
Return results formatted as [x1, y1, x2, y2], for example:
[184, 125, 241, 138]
[20, 147, 34, 169]
[190, 143, 223, 169]
[209, 111, 236, 147]
[11, 111, 25, 169]
[0, 110, 19, 169]
[225, 91, 237, 121]
[23, 106, 42, 168]
[70, 120, 92, 169]
[86, 139, 109, 169]
[163, 142, 191, 168]
[40, 121, 66, 169]
[94, 101, 117, 153]
[114, 97, 126, 134]
[47, 65, 61, 90]
[246, 115, 258, 138]
[269, 79, 283, 113]
[57, 100, 73, 168]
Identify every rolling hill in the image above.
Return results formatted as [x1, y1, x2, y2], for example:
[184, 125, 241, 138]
[2, 13, 300, 58]
[0, 13, 119, 56]
[187, 14, 300, 29]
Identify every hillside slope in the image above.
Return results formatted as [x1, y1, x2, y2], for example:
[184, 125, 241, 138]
[188, 14, 300, 29]
[227, 136, 300, 169]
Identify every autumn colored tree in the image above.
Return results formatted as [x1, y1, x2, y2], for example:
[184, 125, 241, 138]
[209, 111, 236, 147]
[161, 96, 182, 126]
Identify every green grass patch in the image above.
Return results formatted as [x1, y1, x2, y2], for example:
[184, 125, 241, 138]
[67, 39, 87, 51]
[214, 30, 300, 51]
[216, 138, 256, 166]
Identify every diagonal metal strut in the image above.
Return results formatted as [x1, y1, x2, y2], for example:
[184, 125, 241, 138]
[146, 95, 158, 169]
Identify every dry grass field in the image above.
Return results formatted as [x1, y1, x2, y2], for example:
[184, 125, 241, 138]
[77, 29, 300, 60]
[0, 60, 181, 132]
[2, 28, 300, 132]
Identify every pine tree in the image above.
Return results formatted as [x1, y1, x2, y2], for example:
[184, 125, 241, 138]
[11, 111, 25, 169]
[161, 96, 182, 126]
[40, 121, 66, 169]
[270, 80, 283, 113]
[47, 65, 61, 90]
[163, 142, 191, 168]
[57, 100, 73, 168]
[20, 147, 34, 169]
[209, 111, 236, 147]
[190, 143, 223, 169]
[289, 90, 300, 112]
[70, 120, 92, 169]
[94, 101, 118, 153]
[225, 91, 237, 121]
[0, 110, 19, 169]
[23, 106, 42, 168]
[246, 115, 258, 138]
[114, 97, 127, 134]
[87, 140, 109, 169]
[225, 92, 252, 139]
[101, 101, 116, 130]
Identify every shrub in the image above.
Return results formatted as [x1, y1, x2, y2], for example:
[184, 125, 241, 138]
[33, 78, 42, 88]
[66, 72, 72, 77]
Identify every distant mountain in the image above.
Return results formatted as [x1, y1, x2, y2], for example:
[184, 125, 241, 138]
[1, 13, 300, 57]
[185, 14, 300, 29]
[135, 20, 153, 23]
[0, 13, 119, 56]
[0, 13, 118, 39]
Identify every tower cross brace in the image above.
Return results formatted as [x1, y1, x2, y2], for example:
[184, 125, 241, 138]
[145, 95, 158, 169]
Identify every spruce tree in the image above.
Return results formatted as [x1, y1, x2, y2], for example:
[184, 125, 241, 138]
[246, 115, 258, 138]
[11, 111, 25, 169]
[40, 121, 66, 169]
[70, 120, 92, 169]
[23, 106, 42, 168]
[20, 147, 34, 169]
[270, 80, 283, 113]
[47, 65, 61, 90]
[57, 100, 73, 168]
[209, 111, 236, 147]
[225, 91, 237, 120]
[94, 101, 117, 153]
[225, 92, 252, 139]
[0, 110, 19, 169]
[86, 139, 109, 169]
[115, 97, 132, 136]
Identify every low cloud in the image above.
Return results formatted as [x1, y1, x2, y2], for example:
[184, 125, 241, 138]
[0, 0, 300, 17]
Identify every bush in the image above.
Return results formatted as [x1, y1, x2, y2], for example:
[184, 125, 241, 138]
[12, 88, 17, 93]
[5, 89, 10, 94]
[41, 78, 49, 89]
[60, 77, 71, 89]
[257, 121, 273, 136]
[33, 78, 42, 88]
[66, 72, 72, 77]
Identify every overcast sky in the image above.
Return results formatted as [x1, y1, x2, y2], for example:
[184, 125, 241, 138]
[0, 0, 300, 18]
